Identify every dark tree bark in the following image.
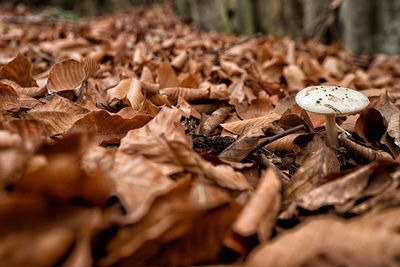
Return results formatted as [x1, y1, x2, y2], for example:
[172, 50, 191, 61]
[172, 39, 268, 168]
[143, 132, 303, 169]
[340, 0, 400, 55]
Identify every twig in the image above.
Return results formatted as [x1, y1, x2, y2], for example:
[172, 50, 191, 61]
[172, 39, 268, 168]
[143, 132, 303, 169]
[27, 43, 56, 63]
[200, 32, 262, 56]
[248, 124, 306, 157]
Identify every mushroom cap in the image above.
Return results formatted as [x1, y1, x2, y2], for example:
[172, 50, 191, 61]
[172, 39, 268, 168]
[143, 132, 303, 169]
[295, 86, 370, 115]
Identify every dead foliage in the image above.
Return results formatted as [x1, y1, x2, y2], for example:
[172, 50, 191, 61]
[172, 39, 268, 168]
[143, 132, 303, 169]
[0, 2, 399, 267]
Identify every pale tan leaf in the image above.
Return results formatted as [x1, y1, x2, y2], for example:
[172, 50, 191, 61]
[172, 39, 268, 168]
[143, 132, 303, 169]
[220, 113, 281, 135]
[220, 60, 245, 76]
[282, 64, 305, 92]
[171, 51, 187, 69]
[140, 66, 154, 84]
[387, 113, 400, 147]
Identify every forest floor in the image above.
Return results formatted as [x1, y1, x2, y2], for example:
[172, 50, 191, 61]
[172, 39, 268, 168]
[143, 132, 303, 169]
[0, 2, 400, 267]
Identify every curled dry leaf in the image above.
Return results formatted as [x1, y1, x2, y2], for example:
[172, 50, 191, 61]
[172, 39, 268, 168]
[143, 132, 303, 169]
[47, 58, 99, 92]
[284, 146, 340, 200]
[160, 86, 209, 102]
[69, 110, 151, 145]
[221, 113, 281, 135]
[355, 108, 387, 143]
[22, 94, 89, 136]
[232, 168, 281, 241]
[339, 133, 393, 161]
[220, 60, 245, 76]
[0, 53, 38, 87]
[203, 106, 232, 135]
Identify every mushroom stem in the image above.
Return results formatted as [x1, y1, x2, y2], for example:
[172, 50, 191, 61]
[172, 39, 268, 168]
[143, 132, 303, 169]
[325, 114, 338, 148]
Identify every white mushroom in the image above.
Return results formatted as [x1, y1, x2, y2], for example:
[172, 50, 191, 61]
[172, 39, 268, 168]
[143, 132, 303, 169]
[295, 85, 369, 148]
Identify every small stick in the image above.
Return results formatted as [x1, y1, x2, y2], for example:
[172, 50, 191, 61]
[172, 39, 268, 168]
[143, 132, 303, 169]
[27, 43, 56, 63]
[200, 33, 262, 56]
[247, 124, 306, 157]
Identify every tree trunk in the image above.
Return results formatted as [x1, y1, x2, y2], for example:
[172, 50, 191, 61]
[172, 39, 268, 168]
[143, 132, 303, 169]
[253, 0, 303, 39]
[174, 0, 192, 23]
[232, 0, 255, 35]
[189, 0, 231, 34]
[303, 0, 332, 37]
[341, 0, 400, 55]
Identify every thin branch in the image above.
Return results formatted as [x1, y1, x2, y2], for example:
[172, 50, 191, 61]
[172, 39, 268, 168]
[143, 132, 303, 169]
[27, 43, 56, 64]
[200, 32, 262, 56]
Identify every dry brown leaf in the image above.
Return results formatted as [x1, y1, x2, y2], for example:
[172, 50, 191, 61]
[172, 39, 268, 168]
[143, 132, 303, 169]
[0, 194, 102, 267]
[0, 53, 38, 87]
[171, 50, 187, 69]
[68, 110, 151, 145]
[232, 168, 281, 240]
[47, 58, 99, 92]
[281, 161, 387, 218]
[221, 113, 281, 135]
[203, 106, 232, 135]
[157, 61, 179, 89]
[284, 146, 340, 200]
[246, 216, 400, 267]
[22, 94, 89, 136]
[2, 119, 47, 152]
[166, 140, 253, 191]
[218, 127, 263, 162]
[176, 96, 201, 119]
[0, 82, 21, 112]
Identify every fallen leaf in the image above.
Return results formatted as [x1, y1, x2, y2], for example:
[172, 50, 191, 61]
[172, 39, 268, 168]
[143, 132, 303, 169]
[0, 53, 38, 87]
[221, 113, 281, 135]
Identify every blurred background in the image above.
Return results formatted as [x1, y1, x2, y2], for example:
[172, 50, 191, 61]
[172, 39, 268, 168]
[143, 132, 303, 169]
[1, 0, 399, 55]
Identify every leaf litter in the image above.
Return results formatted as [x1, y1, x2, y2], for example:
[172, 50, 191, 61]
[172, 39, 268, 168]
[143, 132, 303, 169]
[0, 2, 400, 267]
